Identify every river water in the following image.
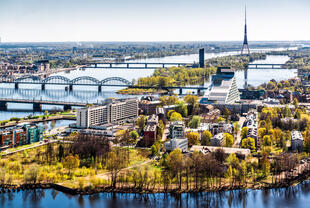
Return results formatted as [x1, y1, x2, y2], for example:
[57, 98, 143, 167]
[1, 180, 310, 208]
[0, 48, 297, 120]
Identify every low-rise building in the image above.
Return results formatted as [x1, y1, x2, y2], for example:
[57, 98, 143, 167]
[291, 131, 303, 152]
[191, 145, 251, 159]
[210, 133, 224, 146]
[0, 124, 44, 150]
[164, 138, 188, 152]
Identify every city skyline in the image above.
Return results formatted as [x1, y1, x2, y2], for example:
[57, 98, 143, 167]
[0, 0, 309, 42]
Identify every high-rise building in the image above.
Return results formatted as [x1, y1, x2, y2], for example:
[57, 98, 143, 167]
[199, 48, 205, 68]
[76, 98, 139, 128]
[201, 67, 240, 104]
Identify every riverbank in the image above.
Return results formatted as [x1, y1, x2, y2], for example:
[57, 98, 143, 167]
[1, 172, 309, 196]
[0, 113, 75, 128]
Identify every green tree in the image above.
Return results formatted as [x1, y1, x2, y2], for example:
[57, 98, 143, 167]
[240, 127, 249, 139]
[233, 122, 240, 137]
[24, 165, 40, 184]
[226, 153, 239, 168]
[63, 155, 80, 175]
[151, 144, 159, 156]
[201, 130, 212, 146]
[216, 117, 224, 122]
[130, 130, 139, 140]
[170, 112, 183, 122]
[293, 98, 299, 108]
[223, 108, 231, 122]
[188, 116, 202, 128]
[175, 100, 188, 117]
[184, 95, 199, 115]
[241, 137, 256, 151]
[186, 132, 200, 147]
[263, 135, 272, 146]
[137, 115, 146, 133]
[167, 148, 184, 190]
[223, 133, 234, 147]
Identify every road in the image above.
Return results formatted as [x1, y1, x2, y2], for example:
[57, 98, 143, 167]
[233, 116, 246, 148]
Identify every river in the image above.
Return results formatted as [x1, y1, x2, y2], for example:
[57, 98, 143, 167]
[1, 180, 310, 208]
[0, 47, 297, 120]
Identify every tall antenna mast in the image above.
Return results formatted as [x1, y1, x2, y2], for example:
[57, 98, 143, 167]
[241, 5, 250, 55]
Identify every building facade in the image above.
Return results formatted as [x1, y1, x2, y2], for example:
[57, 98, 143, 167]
[0, 124, 44, 150]
[169, 121, 185, 139]
[164, 138, 188, 152]
[200, 67, 240, 104]
[76, 99, 139, 128]
[142, 115, 159, 147]
[291, 131, 303, 152]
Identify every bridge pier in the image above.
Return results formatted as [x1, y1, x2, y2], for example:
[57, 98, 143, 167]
[14, 83, 19, 90]
[33, 103, 42, 111]
[256, 65, 258, 69]
[64, 105, 72, 111]
[110, 63, 112, 68]
[179, 88, 183, 95]
[0, 101, 7, 111]
[127, 64, 129, 68]
[145, 63, 147, 68]
[272, 65, 274, 69]
[197, 89, 201, 95]
[94, 63, 97, 68]
[162, 64, 165, 68]
[41, 84, 45, 91]
[98, 85, 102, 92]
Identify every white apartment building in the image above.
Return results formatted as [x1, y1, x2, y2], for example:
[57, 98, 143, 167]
[164, 138, 188, 152]
[76, 99, 138, 128]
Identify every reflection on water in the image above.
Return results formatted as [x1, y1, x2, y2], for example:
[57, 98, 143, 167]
[1, 181, 310, 208]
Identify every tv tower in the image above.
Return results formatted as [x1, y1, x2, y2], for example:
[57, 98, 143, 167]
[241, 5, 250, 55]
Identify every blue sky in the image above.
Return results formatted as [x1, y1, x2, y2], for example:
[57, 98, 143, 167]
[0, 0, 309, 42]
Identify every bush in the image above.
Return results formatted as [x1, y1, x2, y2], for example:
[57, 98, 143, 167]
[78, 177, 86, 189]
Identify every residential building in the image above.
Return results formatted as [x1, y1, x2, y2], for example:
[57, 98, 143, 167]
[0, 124, 44, 150]
[142, 115, 159, 147]
[164, 138, 188, 152]
[139, 100, 161, 115]
[169, 121, 185, 139]
[210, 133, 225, 146]
[143, 124, 157, 147]
[76, 98, 138, 128]
[291, 131, 303, 152]
[244, 111, 258, 148]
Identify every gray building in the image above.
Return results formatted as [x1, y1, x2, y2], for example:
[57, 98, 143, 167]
[210, 133, 225, 146]
[76, 98, 138, 128]
[291, 131, 303, 152]
[164, 138, 188, 152]
[169, 121, 185, 139]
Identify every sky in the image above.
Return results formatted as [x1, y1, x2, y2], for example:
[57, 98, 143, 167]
[0, 0, 309, 42]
